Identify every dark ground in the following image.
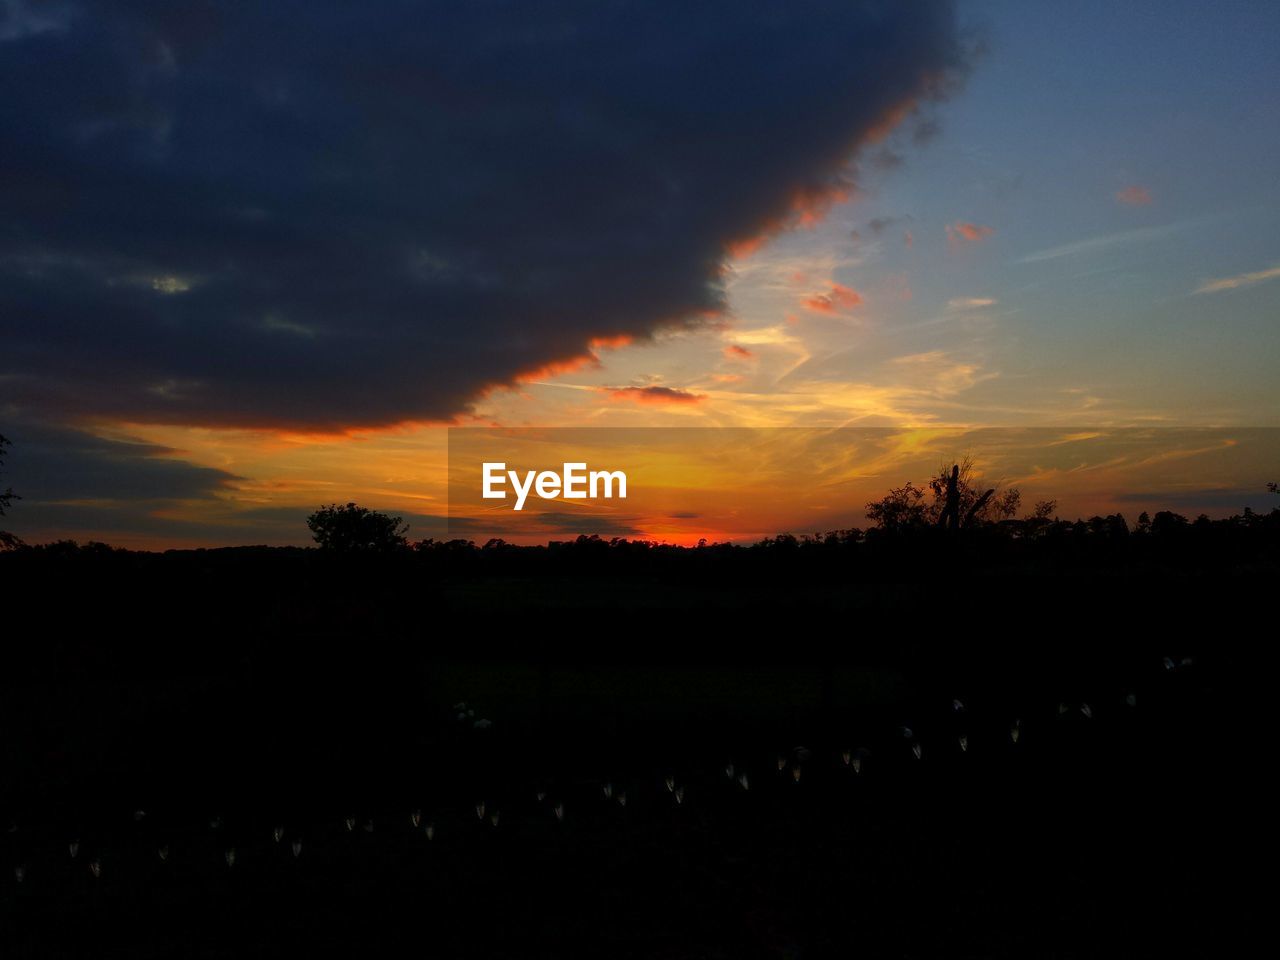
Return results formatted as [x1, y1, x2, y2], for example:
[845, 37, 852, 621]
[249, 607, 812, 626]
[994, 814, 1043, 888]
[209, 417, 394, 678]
[0, 545, 1268, 957]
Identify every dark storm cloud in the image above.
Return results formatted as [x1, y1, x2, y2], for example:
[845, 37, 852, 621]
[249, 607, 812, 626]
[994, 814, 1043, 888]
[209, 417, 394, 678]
[5, 420, 240, 503]
[0, 0, 967, 430]
[0, 417, 242, 541]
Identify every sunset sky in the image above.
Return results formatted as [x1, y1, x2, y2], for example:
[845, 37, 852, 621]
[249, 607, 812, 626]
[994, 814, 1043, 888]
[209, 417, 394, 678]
[2, 0, 1277, 548]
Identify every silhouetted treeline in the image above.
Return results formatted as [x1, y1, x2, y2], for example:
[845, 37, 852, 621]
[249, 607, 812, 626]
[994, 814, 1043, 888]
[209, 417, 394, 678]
[7, 505, 1279, 583]
[1, 504, 1274, 668]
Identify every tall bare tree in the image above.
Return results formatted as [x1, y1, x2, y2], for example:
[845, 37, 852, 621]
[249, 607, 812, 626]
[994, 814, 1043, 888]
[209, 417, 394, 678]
[0, 432, 21, 550]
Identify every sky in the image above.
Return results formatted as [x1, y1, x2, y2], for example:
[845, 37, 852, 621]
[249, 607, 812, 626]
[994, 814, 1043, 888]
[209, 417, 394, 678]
[2, 0, 1278, 548]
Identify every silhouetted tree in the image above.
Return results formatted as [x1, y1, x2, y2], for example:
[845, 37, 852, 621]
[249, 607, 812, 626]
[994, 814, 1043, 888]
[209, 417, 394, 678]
[0, 432, 21, 551]
[1150, 511, 1189, 536]
[866, 458, 1021, 531]
[1086, 513, 1129, 538]
[864, 480, 930, 531]
[1031, 500, 1057, 520]
[929, 458, 1020, 528]
[306, 502, 409, 553]
[1016, 498, 1058, 537]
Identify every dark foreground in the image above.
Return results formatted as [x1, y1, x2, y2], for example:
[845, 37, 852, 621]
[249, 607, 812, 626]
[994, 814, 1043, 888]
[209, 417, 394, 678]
[0, 546, 1268, 957]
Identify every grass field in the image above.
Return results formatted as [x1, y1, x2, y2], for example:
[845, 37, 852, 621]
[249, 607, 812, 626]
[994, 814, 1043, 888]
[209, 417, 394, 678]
[0, 551, 1264, 957]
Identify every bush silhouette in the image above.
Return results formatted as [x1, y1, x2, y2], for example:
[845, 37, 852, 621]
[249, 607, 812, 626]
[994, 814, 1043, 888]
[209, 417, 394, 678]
[306, 502, 408, 553]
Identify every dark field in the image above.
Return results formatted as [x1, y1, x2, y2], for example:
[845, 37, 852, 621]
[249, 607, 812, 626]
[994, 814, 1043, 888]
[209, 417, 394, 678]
[0, 546, 1267, 957]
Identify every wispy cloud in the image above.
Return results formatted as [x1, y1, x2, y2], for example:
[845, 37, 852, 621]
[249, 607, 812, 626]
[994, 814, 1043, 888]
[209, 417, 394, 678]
[946, 297, 997, 310]
[1193, 263, 1280, 295]
[1017, 222, 1183, 264]
[731, 325, 802, 346]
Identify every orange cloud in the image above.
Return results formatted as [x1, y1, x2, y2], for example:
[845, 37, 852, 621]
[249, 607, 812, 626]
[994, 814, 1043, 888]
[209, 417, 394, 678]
[1116, 184, 1153, 206]
[602, 385, 704, 405]
[863, 97, 918, 144]
[726, 234, 767, 259]
[723, 344, 754, 360]
[514, 353, 599, 383]
[946, 221, 994, 246]
[831, 283, 862, 308]
[801, 281, 863, 314]
[589, 333, 634, 350]
[512, 333, 634, 383]
[794, 185, 851, 228]
[726, 179, 859, 260]
[711, 373, 744, 384]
